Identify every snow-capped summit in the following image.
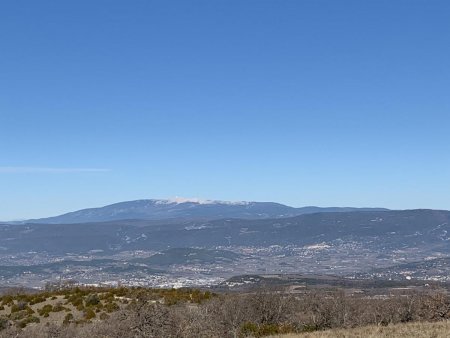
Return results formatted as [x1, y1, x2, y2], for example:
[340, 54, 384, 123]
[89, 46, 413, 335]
[157, 197, 249, 206]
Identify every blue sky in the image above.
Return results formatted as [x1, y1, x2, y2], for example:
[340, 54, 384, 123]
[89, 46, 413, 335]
[1, 1, 449, 220]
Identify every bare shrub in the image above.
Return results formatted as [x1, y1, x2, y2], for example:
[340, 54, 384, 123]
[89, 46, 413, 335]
[3, 287, 450, 338]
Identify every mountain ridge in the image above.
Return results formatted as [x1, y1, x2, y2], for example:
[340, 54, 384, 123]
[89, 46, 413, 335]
[18, 198, 389, 224]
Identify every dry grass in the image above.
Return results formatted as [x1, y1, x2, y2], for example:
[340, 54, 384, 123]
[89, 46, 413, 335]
[273, 321, 450, 338]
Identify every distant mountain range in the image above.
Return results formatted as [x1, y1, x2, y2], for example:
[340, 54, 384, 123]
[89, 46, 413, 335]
[20, 198, 388, 224]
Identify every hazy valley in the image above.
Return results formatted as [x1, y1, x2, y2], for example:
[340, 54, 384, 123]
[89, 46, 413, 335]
[1, 199, 450, 289]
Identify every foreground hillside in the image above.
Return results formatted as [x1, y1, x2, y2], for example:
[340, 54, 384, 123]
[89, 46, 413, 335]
[2, 286, 450, 337]
[275, 320, 450, 338]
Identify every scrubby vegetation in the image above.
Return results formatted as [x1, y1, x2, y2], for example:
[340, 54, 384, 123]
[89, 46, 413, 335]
[0, 286, 450, 337]
[0, 286, 215, 335]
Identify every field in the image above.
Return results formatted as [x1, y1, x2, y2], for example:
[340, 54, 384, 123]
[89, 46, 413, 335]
[275, 320, 450, 338]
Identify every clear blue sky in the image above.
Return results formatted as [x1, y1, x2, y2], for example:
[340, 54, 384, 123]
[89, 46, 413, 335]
[1, 1, 449, 220]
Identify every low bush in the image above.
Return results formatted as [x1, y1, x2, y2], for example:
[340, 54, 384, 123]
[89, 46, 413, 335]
[63, 313, 73, 325]
[84, 308, 96, 320]
[18, 315, 40, 328]
[85, 294, 100, 306]
[0, 317, 9, 331]
[37, 304, 53, 317]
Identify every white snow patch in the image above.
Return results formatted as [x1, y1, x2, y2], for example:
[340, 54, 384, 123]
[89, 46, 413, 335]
[304, 243, 331, 250]
[154, 197, 250, 206]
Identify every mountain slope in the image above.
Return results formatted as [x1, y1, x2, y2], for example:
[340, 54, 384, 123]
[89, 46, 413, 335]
[22, 198, 388, 224]
[2, 209, 448, 255]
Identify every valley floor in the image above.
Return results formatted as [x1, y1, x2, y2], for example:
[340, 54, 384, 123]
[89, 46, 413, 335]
[275, 320, 450, 338]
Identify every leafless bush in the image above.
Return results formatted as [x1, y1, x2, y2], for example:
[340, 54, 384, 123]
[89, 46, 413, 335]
[4, 288, 450, 338]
